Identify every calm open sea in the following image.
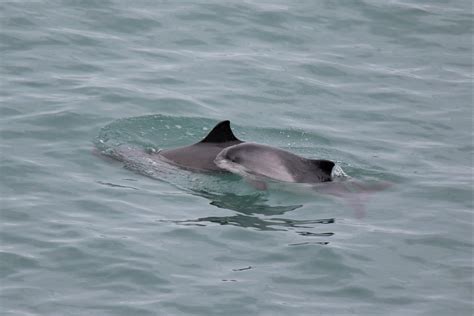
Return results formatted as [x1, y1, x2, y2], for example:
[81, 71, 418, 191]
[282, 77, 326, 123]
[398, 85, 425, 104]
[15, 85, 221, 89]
[1, 1, 472, 315]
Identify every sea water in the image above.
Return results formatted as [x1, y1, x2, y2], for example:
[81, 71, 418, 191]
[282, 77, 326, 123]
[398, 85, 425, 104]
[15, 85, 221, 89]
[1, 1, 472, 315]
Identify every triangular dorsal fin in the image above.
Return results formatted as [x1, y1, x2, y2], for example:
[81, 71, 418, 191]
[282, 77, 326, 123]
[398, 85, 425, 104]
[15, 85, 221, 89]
[310, 159, 335, 181]
[200, 120, 240, 143]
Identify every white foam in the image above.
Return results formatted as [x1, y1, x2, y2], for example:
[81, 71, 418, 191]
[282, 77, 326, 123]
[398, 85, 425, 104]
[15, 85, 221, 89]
[331, 164, 349, 180]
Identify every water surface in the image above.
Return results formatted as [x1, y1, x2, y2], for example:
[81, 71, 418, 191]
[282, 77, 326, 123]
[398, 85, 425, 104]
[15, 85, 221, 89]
[1, 1, 472, 315]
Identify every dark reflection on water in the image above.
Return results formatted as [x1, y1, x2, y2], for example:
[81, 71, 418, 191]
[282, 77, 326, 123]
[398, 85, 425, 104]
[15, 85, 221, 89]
[158, 190, 336, 244]
[297, 231, 334, 237]
[97, 180, 139, 190]
[194, 190, 302, 216]
[288, 241, 330, 246]
[176, 190, 335, 243]
[164, 215, 335, 232]
[159, 214, 335, 244]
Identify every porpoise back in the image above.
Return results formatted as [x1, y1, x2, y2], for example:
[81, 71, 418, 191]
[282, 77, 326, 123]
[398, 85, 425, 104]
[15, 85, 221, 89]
[159, 120, 242, 171]
[214, 142, 335, 183]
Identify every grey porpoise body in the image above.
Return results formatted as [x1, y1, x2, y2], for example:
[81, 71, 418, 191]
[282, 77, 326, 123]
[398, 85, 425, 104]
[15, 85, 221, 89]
[214, 142, 335, 183]
[158, 120, 242, 171]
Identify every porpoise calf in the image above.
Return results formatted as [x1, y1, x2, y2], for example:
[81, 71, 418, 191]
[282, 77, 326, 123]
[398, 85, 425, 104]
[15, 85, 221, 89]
[214, 142, 335, 186]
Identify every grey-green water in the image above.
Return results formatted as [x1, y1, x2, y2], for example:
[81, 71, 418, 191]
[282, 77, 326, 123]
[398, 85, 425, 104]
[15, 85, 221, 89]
[1, 1, 472, 315]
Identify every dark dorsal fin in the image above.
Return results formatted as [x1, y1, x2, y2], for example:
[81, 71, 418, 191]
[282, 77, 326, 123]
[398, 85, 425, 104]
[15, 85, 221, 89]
[200, 120, 240, 143]
[310, 159, 335, 181]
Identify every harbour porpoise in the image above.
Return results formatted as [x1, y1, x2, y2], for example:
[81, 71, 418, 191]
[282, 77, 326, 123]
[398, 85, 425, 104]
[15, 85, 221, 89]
[214, 142, 335, 189]
[158, 120, 242, 171]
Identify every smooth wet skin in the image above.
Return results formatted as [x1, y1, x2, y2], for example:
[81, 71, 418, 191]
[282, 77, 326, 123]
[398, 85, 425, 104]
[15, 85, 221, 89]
[214, 142, 335, 183]
[158, 120, 242, 171]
